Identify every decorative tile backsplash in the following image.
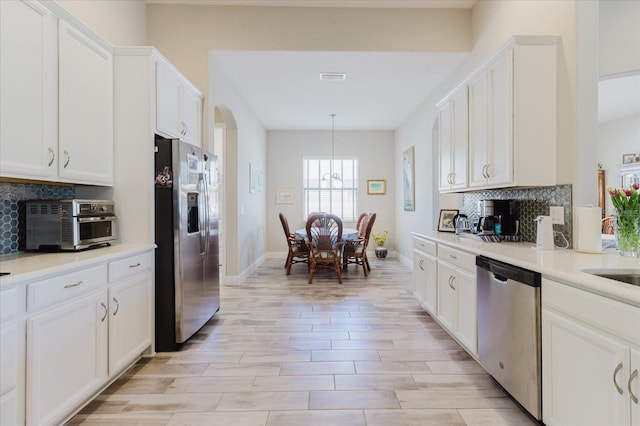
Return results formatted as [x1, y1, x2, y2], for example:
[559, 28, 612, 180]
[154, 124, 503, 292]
[460, 184, 573, 247]
[0, 182, 75, 255]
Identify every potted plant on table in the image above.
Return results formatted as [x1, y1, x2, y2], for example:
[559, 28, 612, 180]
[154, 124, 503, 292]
[371, 230, 389, 259]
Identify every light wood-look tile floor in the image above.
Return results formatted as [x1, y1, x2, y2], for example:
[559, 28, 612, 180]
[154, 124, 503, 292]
[68, 258, 536, 426]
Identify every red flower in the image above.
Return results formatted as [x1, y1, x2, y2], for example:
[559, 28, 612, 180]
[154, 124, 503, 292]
[625, 189, 632, 196]
[634, 182, 640, 190]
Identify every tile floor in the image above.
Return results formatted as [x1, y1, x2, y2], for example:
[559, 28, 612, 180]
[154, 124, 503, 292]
[67, 257, 536, 425]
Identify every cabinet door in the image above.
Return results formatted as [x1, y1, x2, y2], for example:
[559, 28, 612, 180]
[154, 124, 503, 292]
[468, 70, 489, 188]
[438, 105, 453, 191]
[109, 274, 152, 376]
[423, 255, 437, 316]
[58, 20, 113, 185]
[27, 290, 108, 426]
[632, 349, 640, 426]
[485, 49, 513, 187]
[453, 268, 476, 355]
[436, 262, 456, 332]
[156, 60, 182, 139]
[180, 83, 202, 147]
[542, 308, 629, 426]
[413, 251, 426, 300]
[450, 87, 468, 191]
[0, 0, 57, 181]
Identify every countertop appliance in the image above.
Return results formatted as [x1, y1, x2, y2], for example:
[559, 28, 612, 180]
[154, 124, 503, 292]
[477, 199, 520, 238]
[154, 136, 220, 351]
[476, 255, 542, 421]
[26, 199, 116, 251]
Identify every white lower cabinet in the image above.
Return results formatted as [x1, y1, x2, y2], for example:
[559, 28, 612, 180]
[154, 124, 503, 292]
[436, 244, 477, 356]
[27, 289, 108, 426]
[0, 285, 26, 426]
[108, 258, 153, 375]
[542, 278, 640, 426]
[412, 236, 437, 315]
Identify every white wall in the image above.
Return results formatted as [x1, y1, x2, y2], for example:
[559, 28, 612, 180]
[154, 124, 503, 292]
[599, 0, 640, 77]
[394, 0, 578, 262]
[56, 0, 146, 46]
[267, 130, 395, 253]
[210, 56, 268, 278]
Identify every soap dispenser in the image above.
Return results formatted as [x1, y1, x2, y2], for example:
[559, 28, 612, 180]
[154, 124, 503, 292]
[534, 215, 554, 250]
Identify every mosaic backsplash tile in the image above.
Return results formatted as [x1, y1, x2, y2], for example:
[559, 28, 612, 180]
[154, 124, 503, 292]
[0, 182, 75, 255]
[460, 184, 573, 247]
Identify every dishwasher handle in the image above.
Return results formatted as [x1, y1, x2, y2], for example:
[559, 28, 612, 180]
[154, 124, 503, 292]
[476, 255, 541, 287]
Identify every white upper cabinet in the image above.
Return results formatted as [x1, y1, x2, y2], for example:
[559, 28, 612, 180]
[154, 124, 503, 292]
[58, 20, 113, 185]
[0, 0, 57, 181]
[156, 58, 203, 147]
[438, 36, 559, 193]
[438, 85, 468, 192]
[468, 50, 514, 188]
[0, 1, 114, 186]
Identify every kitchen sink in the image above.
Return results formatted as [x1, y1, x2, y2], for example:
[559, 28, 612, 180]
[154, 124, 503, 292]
[581, 269, 640, 287]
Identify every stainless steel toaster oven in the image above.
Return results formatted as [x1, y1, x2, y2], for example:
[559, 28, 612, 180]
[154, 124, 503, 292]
[26, 199, 116, 251]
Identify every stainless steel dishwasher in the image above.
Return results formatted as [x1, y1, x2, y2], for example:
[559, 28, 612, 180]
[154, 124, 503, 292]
[476, 255, 542, 421]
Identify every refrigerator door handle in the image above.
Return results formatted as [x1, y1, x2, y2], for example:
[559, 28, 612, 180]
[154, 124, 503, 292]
[203, 176, 211, 256]
[198, 173, 206, 257]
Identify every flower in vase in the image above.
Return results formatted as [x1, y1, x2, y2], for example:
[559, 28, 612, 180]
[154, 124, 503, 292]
[607, 182, 640, 256]
[371, 230, 388, 247]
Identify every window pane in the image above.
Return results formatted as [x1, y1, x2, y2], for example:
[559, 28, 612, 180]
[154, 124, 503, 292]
[303, 158, 358, 221]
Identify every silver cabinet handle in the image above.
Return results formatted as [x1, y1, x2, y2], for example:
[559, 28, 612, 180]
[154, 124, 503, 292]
[629, 369, 639, 404]
[47, 147, 55, 167]
[100, 302, 107, 322]
[614, 362, 624, 395]
[129, 263, 141, 268]
[112, 297, 119, 316]
[64, 281, 83, 289]
[448, 275, 456, 290]
[63, 150, 70, 168]
[485, 164, 491, 179]
[419, 259, 424, 271]
[449, 254, 457, 260]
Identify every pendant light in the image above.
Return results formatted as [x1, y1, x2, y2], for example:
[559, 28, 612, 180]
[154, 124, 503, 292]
[322, 113, 342, 188]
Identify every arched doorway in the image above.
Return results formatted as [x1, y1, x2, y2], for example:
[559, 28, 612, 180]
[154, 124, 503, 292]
[213, 105, 239, 283]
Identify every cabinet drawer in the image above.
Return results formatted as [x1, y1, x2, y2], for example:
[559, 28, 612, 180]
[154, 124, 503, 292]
[0, 288, 18, 322]
[413, 238, 436, 256]
[542, 278, 640, 346]
[27, 264, 107, 312]
[108, 251, 152, 283]
[437, 244, 475, 273]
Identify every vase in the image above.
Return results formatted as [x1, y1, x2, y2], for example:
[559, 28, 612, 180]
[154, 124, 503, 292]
[375, 246, 388, 259]
[613, 208, 640, 257]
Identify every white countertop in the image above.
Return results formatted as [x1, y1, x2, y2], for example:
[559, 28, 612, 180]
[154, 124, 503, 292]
[0, 244, 156, 288]
[414, 231, 640, 307]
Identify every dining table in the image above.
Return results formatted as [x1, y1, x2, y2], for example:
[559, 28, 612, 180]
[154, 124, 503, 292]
[295, 227, 361, 269]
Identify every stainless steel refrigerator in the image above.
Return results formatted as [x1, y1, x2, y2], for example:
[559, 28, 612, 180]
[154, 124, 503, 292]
[154, 136, 220, 351]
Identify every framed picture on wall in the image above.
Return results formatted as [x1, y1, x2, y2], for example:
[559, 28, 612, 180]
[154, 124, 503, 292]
[403, 146, 415, 211]
[367, 179, 386, 195]
[276, 188, 294, 204]
[623, 153, 636, 164]
[438, 209, 459, 232]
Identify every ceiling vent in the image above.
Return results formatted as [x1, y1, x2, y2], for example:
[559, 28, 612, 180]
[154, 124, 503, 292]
[320, 72, 346, 81]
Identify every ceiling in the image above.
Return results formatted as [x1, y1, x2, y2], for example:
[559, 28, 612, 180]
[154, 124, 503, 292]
[211, 50, 469, 130]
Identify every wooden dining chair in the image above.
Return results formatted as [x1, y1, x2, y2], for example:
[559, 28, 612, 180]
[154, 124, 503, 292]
[305, 213, 343, 284]
[344, 212, 376, 276]
[355, 212, 368, 233]
[279, 212, 309, 275]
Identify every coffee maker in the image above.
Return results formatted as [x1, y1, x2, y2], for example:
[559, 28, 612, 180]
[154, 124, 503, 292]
[477, 199, 520, 236]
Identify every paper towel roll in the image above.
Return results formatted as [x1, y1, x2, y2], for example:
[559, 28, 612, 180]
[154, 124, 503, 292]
[576, 205, 603, 253]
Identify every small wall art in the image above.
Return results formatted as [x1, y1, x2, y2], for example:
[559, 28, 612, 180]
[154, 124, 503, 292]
[403, 146, 415, 211]
[276, 188, 294, 204]
[367, 179, 386, 195]
[623, 153, 637, 164]
[249, 163, 263, 193]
